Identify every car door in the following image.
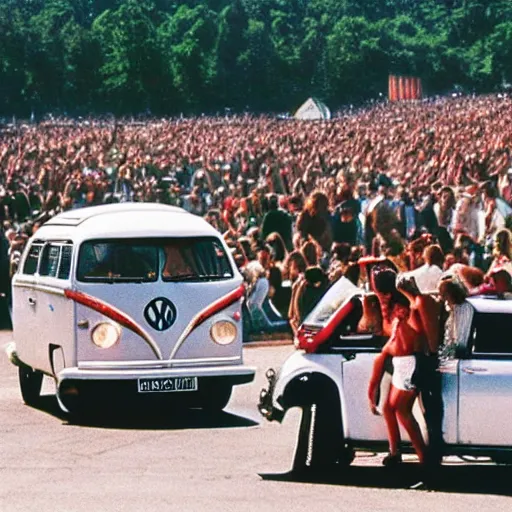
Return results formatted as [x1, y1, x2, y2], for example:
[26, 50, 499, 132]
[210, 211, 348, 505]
[338, 333, 392, 442]
[37, 242, 75, 375]
[308, 291, 392, 442]
[12, 241, 44, 368]
[458, 310, 512, 446]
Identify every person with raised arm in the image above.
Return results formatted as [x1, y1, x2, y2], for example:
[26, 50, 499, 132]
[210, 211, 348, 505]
[367, 267, 427, 467]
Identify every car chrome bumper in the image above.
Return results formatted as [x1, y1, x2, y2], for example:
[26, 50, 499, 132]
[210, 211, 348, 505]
[55, 365, 255, 414]
[57, 364, 256, 383]
[258, 368, 284, 422]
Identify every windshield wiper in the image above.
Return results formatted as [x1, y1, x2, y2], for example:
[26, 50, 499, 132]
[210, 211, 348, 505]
[84, 276, 150, 284]
[164, 274, 226, 282]
[164, 274, 201, 282]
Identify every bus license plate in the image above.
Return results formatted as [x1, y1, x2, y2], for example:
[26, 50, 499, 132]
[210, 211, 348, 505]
[138, 377, 198, 393]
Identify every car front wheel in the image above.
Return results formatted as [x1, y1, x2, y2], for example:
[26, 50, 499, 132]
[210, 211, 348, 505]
[292, 377, 354, 474]
[18, 366, 43, 406]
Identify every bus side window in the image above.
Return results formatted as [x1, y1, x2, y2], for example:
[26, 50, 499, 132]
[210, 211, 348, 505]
[40, 244, 60, 278]
[38, 243, 74, 280]
[22, 243, 44, 276]
[58, 245, 73, 280]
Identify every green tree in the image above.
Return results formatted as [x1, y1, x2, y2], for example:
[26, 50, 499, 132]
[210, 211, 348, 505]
[92, 0, 162, 113]
[326, 16, 388, 102]
[0, 4, 29, 114]
[158, 4, 218, 112]
[215, 0, 249, 109]
[237, 18, 276, 110]
[24, 1, 76, 112]
[60, 19, 103, 112]
[1, 0, 512, 115]
[487, 22, 512, 86]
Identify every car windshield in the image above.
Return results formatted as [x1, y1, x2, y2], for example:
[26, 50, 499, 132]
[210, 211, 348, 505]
[77, 237, 233, 283]
[304, 277, 359, 326]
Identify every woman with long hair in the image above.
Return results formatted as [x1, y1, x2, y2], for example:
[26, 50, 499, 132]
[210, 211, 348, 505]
[379, 229, 409, 272]
[366, 199, 400, 256]
[368, 267, 427, 466]
[265, 231, 288, 270]
[288, 241, 328, 334]
[328, 242, 352, 283]
[296, 190, 332, 252]
[487, 228, 512, 275]
[284, 250, 307, 284]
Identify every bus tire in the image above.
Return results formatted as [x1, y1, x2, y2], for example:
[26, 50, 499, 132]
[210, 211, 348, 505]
[201, 384, 232, 411]
[19, 366, 43, 406]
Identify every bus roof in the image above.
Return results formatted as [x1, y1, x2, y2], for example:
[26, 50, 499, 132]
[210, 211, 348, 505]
[45, 203, 187, 227]
[36, 203, 219, 242]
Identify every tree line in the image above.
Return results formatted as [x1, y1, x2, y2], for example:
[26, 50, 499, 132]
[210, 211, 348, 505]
[1, 0, 511, 117]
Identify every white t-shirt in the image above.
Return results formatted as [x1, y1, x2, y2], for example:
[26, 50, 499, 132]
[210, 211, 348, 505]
[246, 278, 269, 310]
[440, 301, 474, 359]
[400, 264, 443, 293]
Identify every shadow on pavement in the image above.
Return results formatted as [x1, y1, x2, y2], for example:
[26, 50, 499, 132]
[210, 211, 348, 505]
[31, 394, 259, 431]
[31, 395, 69, 421]
[259, 462, 512, 496]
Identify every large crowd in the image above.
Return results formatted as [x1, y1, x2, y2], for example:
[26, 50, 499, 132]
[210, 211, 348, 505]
[2, 94, 512, 334]
[3, 93, 512, 474]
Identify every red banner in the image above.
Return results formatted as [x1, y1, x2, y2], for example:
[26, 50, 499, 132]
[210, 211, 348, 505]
[388, 75, 423, 101]
[388, 75, 398, 102]
[398, 77, 405, 101]
[406, 77, 413, 100]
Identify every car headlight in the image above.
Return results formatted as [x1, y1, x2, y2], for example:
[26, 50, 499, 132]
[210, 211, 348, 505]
[91, 322, 120, 349]
[210, 320, 237, 345]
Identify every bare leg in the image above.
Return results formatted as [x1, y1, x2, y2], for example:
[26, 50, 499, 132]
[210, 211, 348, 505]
[383, 386, 401, 456]
[394, 391, 427, 464]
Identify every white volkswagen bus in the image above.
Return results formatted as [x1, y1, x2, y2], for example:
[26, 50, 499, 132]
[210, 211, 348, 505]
[7, 203, 254, 414]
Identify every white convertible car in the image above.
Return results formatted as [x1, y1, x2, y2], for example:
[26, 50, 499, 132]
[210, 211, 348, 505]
[259, 277, 512, 470]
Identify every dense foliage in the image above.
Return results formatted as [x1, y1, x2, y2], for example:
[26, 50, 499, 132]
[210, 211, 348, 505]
[1, 0, 511, 116]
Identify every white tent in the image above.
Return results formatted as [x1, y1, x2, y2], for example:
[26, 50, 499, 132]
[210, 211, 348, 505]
[294, 97, 331, 120]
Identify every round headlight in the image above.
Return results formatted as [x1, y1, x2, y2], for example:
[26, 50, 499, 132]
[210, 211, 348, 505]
[91, 322, 120, 349]
[210, 321, 237, 345]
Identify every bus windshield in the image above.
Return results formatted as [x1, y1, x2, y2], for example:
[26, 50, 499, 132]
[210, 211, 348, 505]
[77, 237, 234, 283]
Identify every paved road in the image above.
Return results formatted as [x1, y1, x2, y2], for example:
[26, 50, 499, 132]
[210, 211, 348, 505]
[1, 331, 511, 512]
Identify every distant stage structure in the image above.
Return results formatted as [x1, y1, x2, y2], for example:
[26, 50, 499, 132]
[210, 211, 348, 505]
[294, 97, 331, 120]
[388, 75, 423, 101]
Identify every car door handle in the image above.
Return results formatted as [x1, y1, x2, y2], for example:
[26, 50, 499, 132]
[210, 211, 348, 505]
[28, 297, 37, 307]
[463, 367, 488, 374]
[339, 335, 374, 342]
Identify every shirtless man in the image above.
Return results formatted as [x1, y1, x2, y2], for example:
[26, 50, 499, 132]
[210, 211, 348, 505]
[396, 275, 443, 464]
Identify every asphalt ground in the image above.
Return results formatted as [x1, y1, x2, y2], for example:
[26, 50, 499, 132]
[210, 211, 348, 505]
[1, 330, 511, 512]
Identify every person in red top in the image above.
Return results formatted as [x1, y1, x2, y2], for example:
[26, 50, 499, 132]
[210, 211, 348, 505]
[470, 267, 512, 296]
[486, 228, 512, 276]
[368, 267, 427, 467]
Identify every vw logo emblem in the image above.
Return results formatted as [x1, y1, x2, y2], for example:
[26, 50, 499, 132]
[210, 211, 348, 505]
[144, 297, 177, 331]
